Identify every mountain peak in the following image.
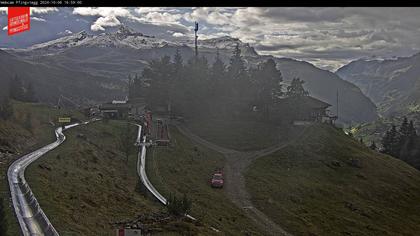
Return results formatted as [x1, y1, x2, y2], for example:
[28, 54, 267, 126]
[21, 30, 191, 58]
[116, 25, 135, 35]
[114, 25, 145, 38]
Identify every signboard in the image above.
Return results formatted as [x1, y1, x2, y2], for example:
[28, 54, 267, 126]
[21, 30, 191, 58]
[58, 117, 71, 123]
[8, 7, 30, 36]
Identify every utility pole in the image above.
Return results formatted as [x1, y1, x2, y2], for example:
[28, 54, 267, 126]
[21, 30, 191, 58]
[194, 22, 199, 57]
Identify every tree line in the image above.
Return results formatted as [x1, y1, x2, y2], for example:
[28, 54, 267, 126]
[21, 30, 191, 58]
[129, 44, 308, 121]
[379, 117, 419, 167]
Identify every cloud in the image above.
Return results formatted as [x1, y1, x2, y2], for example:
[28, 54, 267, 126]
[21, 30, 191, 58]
[141, 11, 182, 23]
[31, 17, 46, 22]
[73, 8, 133, 31]
[91, 15, 121, 31]
[58, 29, 73, 35]
[73, 7, 131, 18]
[134, 7, 180, 14]
[6, 6, 417, 71]
[73, 7, 188, 34]
[172, 32, 185, 37]
[181, 7, 420, 70]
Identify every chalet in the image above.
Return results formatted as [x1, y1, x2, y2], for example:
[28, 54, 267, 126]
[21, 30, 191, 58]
[98, 97, 147, 120]
[274, 96, 337, 125]
[99, 101, 131, 119]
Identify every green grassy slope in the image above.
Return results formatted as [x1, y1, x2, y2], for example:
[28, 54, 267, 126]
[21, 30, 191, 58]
[246, 124, 420, 236]
[0, 101, 85, 236]
[147, 126, 263, 235]
[186, 116, 287, 151]
[25, 120, 162, 236]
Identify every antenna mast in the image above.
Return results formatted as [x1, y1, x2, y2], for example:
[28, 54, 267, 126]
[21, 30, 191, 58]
[194, 22, 199, 57]
[336, 89, 339, 120]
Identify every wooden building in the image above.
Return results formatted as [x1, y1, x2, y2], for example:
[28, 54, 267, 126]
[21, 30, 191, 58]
[99, 101, 131, 120]
[273, 96, 336, 125]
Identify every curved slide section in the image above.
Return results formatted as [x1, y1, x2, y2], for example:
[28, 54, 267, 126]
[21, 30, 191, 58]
[135, 124, 167, 205]
[7, 120, 94, 236]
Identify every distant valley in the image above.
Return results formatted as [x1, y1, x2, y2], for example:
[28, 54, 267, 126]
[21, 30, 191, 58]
[337, 53, 420, 118]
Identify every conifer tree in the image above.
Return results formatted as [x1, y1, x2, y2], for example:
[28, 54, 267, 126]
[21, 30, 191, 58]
[254, 58, 283, 120]
[211, 49, 226, 80]
[210, 49, 226, 96]
[286, 78, 309, 97]
[408, 120, 417, 137]
[228, 43, 247, 80]
[173, 48, 183, 75]
[400, 117, 410, 138]
[381, 124, 401, 157]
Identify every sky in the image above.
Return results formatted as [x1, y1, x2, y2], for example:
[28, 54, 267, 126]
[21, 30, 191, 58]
[0, 7, 420, 71]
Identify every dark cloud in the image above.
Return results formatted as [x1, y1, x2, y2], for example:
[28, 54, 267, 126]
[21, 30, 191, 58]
[255, 44, 305, 51]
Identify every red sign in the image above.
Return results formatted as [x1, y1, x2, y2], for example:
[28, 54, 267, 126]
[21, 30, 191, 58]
[8, 7, 30, 36]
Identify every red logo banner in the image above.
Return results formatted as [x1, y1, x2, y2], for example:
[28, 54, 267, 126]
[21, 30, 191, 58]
[8, 7, 30, 36]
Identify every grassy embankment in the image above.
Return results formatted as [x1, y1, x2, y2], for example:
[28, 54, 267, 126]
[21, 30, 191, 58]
[147, 126, 263, 235]
[0, 101, 84, 236]
[246, 124, 420, 235]
[25, 120, 160, 236]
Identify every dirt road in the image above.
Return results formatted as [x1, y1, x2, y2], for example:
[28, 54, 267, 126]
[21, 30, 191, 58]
[176, 124, 304, 236]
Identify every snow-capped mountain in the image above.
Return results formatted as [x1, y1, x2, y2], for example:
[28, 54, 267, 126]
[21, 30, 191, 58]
[23, 25, 178, 52]
[12, 25, 258, 58]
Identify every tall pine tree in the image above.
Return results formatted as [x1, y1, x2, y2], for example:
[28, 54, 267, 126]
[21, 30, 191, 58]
[254, 58, 283, 120]
[228, 43, 247, 80]
[381, 124, 401, 157]
[210, 49, 226, 96]
[286, 78, 309, 97]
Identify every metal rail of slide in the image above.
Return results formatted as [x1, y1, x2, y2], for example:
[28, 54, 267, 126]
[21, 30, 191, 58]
[7, 119, 95, 236]
[135, 124, 167, 205]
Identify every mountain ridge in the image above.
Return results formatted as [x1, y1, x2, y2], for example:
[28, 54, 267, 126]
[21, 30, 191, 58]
[337, 52, 420, 117]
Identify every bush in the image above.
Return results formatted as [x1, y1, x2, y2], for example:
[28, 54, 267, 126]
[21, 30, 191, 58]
[166, 193, 192, 217]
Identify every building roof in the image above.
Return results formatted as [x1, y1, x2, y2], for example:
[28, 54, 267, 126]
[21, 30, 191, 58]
[99, 103, 131, 110]
[112, 100, 127, 104]
[278, 96, 331, 109]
